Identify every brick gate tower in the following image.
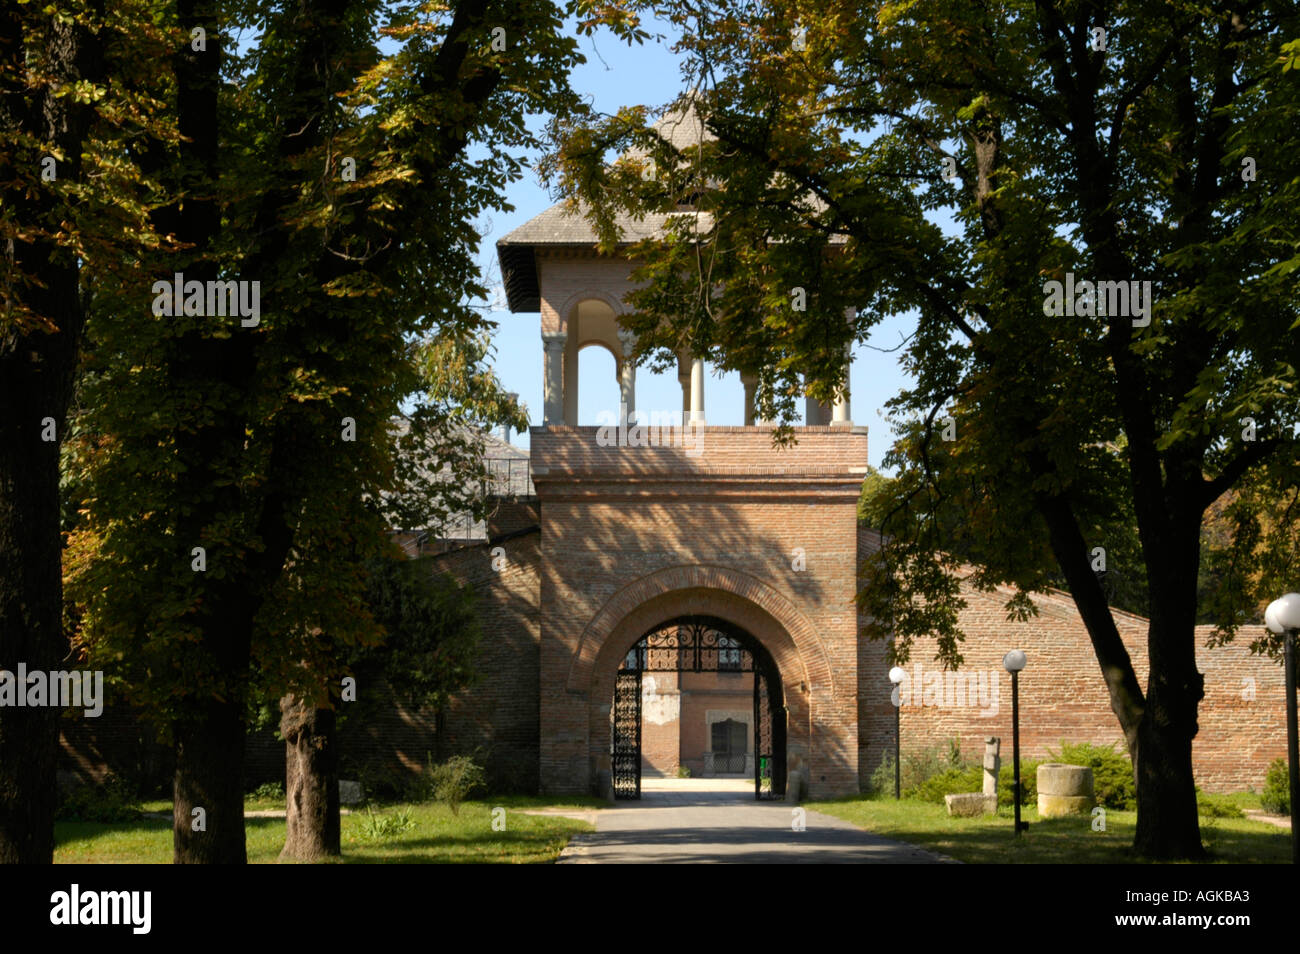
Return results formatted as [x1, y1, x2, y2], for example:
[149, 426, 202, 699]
[495, 104, 871, 800]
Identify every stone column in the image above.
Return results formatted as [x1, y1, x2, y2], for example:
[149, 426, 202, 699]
[690, 357, 706, 424]
[741, 372, 757, 426]
[617, 327, 637, 422]
[677, 353, 692, 415]
[542, 332, 566, 426]
[832, 339, 852, 425]
[833, 310, 855, 426]
[562, 332, 579, 426]
[983, 737, 1001, 802]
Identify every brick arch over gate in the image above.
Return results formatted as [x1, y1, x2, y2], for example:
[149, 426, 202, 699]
[568, 565, 839, 789]
[569, 565, 831, 695]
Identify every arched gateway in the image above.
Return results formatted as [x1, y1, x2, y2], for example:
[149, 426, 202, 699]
[612, 616, 786, 800]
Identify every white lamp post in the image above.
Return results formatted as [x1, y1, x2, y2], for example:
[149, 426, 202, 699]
[1265, 593, 1300, 864]
[1003, 650, 1029, 836]
[889, 666, 906, 799]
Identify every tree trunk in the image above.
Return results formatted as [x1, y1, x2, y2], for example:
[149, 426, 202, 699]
[1037, 486, 1204, 859]
[0, 422, 64, 862]
[1132, 514, 1206, 860]
[279, 694, 340, 863]
[172, 698, 248, 864]
[0, 2, 100, 864]
[1133, 699, 1204, 859]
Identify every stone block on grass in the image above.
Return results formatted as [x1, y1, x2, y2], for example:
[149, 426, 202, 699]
[945, 792, 997, 817]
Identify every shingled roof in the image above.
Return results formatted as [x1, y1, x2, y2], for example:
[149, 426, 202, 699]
[495, 92, 846, 313]
[497, 95, 715, 313]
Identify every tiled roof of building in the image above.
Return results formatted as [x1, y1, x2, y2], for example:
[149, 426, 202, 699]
[497, 91, 847, 313]
[383, 417, 534, 540]
[497, 94, 715, 313]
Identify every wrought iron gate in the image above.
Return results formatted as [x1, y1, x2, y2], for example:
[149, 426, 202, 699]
[612, 670, 642, 799]
[613, 615, 785, 801]
[754, 662, 786, 799]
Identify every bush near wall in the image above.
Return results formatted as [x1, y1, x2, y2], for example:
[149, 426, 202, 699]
[56, 774, 143, 823]
[1261, 758, 1289, 815]
[1046, 741, 1135, 811]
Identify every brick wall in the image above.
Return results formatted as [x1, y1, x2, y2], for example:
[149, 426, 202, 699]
[857, 533, 1289, 793]
[640, 671, 680, 775]
[430, 528, 542, 793]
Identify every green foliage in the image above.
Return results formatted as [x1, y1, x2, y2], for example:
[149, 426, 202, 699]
[425, 755, 487, 817]
[868, 756, 895, 796]
[946, 737, 962, 768]
[59, 1, 620, 789]
[1197, 792, 1245, 819]
[247, 782, 284, 801]
[356, 557, 481, 713]
[358, 805, 416, 842]
[898, 745, 959, 791]
[1261, 758, 1290, 815]
[857, 467, 893, 527]
[677, 765, 692, 778]
[1047, 741, 1136, 811]
[906, 766, 982, 804]
[57, 775, 142, 824]
[897, 758, 1037, 807]
[875, 739, 1038, 806]
[997, 761, 1040, 808]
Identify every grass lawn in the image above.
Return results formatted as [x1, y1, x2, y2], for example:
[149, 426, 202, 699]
[55, 796, 601, 864]
[806, 794, 1291, 863]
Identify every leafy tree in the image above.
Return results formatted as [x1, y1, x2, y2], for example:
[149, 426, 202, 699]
[64, 0, 633, 863]
[277, 544, 481, 862]
[547, 2, 1300, 859]
[0, 0, 174, 863]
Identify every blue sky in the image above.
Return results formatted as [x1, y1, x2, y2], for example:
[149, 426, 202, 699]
[476, 20, 918, 473]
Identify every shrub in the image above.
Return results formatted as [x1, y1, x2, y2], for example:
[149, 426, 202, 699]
[868, 755, 896, 796]
[997, 760, 1040, 807]
[946, 737, 963, 768]
[427, 755, 486, 816]
[677, 765, 691, 778]
[247, 781, 284, 801]
[1197, 792, 1244, 818]
[1047, 741, 1135, 810]
[56, 774, 142, 823]
[358, 805, 415, 841]
[1260, 758, 1289, 815]
[905, 766, 983, 804]
[901, 746, 955, 791]
[868, 743, 965, 797]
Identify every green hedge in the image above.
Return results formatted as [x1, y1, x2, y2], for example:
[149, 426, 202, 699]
[900, 761, 1039, 806]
